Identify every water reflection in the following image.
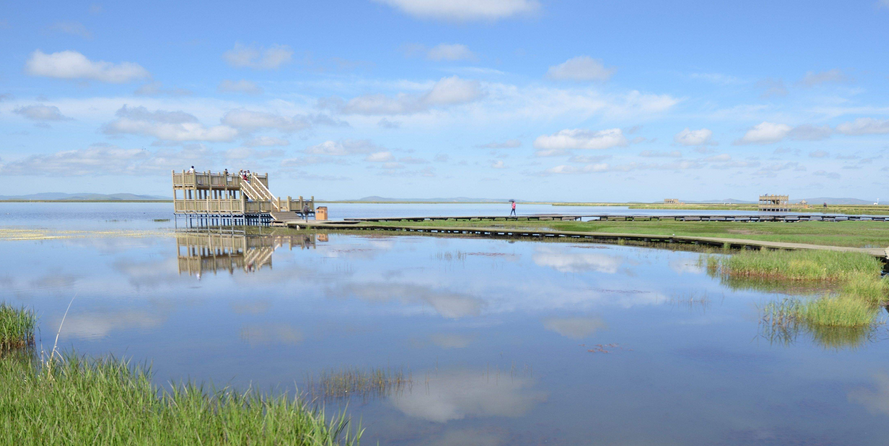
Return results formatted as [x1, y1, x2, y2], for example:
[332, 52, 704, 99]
[5, 226, 889, 444]
[849, 373, 889, 416]
[542, 316, 607, 339]
[389, 369, 546, 423]
[327, 283, 485, 319]
[175, 232, 320, 277]
[532, 245, 623, 273]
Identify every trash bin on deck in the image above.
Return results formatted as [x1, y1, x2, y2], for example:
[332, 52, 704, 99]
[316, 206, 328, 221]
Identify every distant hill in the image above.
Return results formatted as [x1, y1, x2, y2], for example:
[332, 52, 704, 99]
[0, 193, 169, 201]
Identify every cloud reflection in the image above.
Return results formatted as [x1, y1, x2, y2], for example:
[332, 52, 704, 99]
[330, 283, 485, 319]
[389, 369, 546, 423]
[849, 373, 889, 416]
[240, 324, 304, 346]
[542, 316, 607, 339]
[61, 310, 166, 339]
[532, 246, 623, 273]
[430, 333, 475, 349]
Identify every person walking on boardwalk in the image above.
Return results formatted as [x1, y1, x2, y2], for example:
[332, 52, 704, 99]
[510, 200, 516, 217]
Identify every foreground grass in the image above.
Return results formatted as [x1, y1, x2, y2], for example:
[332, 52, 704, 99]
[357, 219, 889, 248]
[0, 353, 361, 446]
[0, 303, 360, 445]
[0, 304, 35, 350]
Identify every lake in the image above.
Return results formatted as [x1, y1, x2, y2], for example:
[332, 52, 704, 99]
[2, 203, 888, 445]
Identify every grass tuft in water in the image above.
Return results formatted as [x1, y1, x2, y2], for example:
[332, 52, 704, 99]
[0, 303, 36, 350]
[760, 296, 883, 348]
[308, 367, 411, 401]
[0, 353, 361, 445]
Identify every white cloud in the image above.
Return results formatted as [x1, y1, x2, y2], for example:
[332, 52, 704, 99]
[534, 128, 628, 150]
[365, 151, 395, 162]
[427, 43, 475, 61]
[374, 0, 539, 21]
[223, 43, 293, 69]
[221, 109, 311, 133]
[491, 160, 505, 168]
[102, 105, 238, 142]
[305, 139, 380, 156]
[134, 81, 192, 97]
[674, 128, 714, 146]
[836, 118, 889, 135]
[757, 78, 788, 98]
[339, 76, 483, 115]
[224, 147, 285, 160]
[640, 150, 682, 158]
[217, 79, 263, 95]
[25, 50, 149, 83]
[800, 69, 849, 86]
[14, 104, 70, 121]
[736, 122, 793, 144]
[244, 136, 289, 147]
[477, 139, 521, 149]
[0, 144, 149, 176]
[546, 56, 615, 82]
[542, 316, 606, 339]
[789, 124, 831, 140]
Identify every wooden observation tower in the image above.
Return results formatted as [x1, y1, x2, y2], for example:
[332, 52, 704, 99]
[172, 170, 315, 225]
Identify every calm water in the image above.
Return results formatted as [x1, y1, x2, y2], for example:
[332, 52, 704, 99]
[2, 203, 889, 445]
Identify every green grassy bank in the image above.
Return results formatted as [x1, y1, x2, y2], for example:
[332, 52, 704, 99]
[551, 202, 889, 216]
[0, 305, 360, 445]
[356, 219, 889, 248]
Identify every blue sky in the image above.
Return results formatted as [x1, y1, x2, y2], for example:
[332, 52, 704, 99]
[1, 0, 888, 201]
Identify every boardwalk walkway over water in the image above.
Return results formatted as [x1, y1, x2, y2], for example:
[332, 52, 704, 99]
[276, 219, 889, 259]
[345, 213, 889, 223]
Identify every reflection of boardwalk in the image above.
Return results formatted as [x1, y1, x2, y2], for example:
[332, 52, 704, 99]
[175, 232, 320, 277]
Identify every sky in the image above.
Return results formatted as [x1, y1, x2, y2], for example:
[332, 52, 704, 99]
[1, 0, 888, 201]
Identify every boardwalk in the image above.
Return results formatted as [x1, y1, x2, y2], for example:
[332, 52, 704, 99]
[279, 221, 889, 259]
[343, 213, 889, 223]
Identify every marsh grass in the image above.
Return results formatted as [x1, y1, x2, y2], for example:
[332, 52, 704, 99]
[707, 250, 882, 282]
[0, 303, 35, 350]
[0, 353, 361, 446]
[760, 297, 884, 348]
[307, 367, 411, 402]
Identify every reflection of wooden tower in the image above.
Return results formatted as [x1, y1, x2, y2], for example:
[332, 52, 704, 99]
[171, 170, 315, 225]
[175, 233, 320, 277]
[759, 194, 790, 212]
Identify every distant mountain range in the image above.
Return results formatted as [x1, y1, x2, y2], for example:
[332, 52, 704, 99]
[0, 193, 169, 201]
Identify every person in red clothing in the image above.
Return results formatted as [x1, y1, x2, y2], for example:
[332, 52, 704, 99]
[510, 200, 516, 216]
